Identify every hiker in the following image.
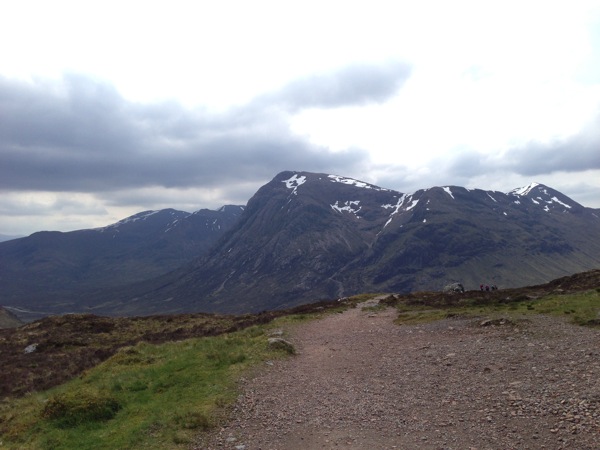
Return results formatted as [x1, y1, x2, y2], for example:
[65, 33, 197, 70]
[480, 284, 484, 291]
[485, 285, 490, 291]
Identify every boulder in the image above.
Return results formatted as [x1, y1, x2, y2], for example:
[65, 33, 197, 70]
[443, 282, 465, 293]
[267, 337, 296, 354]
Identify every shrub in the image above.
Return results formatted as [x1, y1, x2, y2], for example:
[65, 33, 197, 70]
[41, 388, 121, 428]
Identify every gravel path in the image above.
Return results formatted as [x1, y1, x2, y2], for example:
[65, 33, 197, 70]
[196, 300, 600, 449]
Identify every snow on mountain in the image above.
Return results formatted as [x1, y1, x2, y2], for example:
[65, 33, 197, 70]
[509, 182, 540, 196]
[331, 200, 362, 216]
[327, 174, 388, 190]
[282, 173, 307, 195]
[442, 187, 455, 199]
[508, 182, 579, 213]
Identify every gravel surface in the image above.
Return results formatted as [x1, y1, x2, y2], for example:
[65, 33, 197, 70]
[196, 300, 600, 449]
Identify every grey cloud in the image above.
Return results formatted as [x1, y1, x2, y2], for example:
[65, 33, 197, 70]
[444, 149, 487, 178]
[437, 116, 600, 182]
[257, 61, 412, 112]
[0, 74, 371, 194]
[502, 124, 600, 175]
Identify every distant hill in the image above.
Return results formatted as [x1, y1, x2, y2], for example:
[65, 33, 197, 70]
[0, 205, 244, 319]
[0, 234, 23, 243]
[57, 171, 600, 317]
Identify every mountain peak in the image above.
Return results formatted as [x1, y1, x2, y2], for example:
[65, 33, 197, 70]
[98, 209, 191, 232]
[509, 182, 542, 197]
[277, 171, 389, 193]
[507, 182, 582, 212]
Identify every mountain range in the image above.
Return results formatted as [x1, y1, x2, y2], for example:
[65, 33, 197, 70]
[2, 171, 599, 319]
[0, 205, 244, 320]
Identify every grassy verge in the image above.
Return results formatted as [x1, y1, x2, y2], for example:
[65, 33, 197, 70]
[390, 289, 600, 326]
[0, 323, 290, 449]
[525, 289, 600, 325]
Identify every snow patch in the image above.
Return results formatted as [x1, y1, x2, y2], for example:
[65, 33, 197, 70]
[405, 199, 419, 211]
[487, 193, 497, 203]
[328, 174, 385, 190]
[442, 187, 454, 199]
[549, 196, 571, 209]
[380, 193, 419, 230]
[331, 200, 362, 216]
[510, 182, 540, 196]
[282, 174, 307, 195]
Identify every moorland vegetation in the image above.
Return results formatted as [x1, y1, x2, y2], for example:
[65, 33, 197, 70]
[0, 269, 598, 449]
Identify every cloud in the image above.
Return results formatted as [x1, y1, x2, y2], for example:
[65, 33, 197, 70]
[0, 193, 105, 217]
[256, 61, 412, 112]
[501, 119, 600, 175]
[0, 64, 416, 233]
[0, 71, 378, 194]
[434, 113, 600, 184]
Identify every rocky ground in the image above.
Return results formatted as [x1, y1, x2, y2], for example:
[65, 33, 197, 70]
[196, 300, 599, 450]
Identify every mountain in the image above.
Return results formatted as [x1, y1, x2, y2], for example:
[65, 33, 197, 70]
[0, 205, 244, 318]
[64, 171, 600, 316]
[0, 234, 23, 243]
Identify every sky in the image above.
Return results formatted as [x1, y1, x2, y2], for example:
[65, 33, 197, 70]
[1, 0, 600, 236]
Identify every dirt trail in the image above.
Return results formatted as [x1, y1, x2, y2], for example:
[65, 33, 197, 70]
[197, 300, 600, 449]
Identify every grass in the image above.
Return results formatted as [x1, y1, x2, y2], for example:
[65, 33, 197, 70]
[361, 303, 388, 313]
[526, 289, 600, 325]
[394, 309, 450, 325]
[391, 289, 600, 326]
[0, 323, 292, 449]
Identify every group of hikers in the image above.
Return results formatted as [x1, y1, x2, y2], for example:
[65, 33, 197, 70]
[444, 282, 499, 293]
[480, 283, 498, 291]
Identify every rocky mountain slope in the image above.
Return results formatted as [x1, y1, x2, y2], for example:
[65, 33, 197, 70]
[69, 171, 600, 316]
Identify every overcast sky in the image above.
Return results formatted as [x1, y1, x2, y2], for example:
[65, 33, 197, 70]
[1, 0, 600, 236]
